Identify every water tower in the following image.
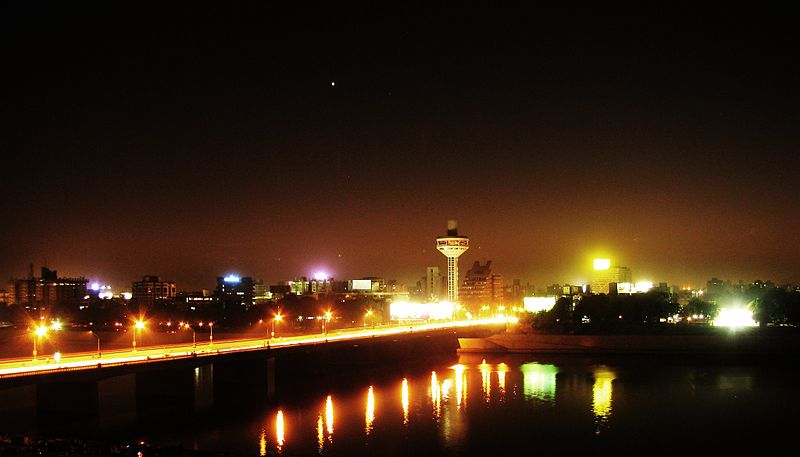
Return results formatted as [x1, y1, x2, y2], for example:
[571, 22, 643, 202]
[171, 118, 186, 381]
[436, 220, 469, 305]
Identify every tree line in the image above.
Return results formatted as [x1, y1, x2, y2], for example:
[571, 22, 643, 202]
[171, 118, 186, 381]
[523, 287, 800, 334]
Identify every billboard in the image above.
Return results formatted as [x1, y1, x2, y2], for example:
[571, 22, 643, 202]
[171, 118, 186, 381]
[390, 301, 454, 321]
[523, 296, 557, 313]
[351, 279, 372, 291]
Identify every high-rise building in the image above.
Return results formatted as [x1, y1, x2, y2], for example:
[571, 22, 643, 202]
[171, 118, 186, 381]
[436, 220, 469, 304]
[8, 266, 87, 314]
[460, 260, 504, 308]
[706, 277, 726, 296]
[132, 275, 177, 308]
[590, 259, 631, 294]
[215, 274, 255, 309]
[288, 276, 333, 295]
[426, 266, 443, 302]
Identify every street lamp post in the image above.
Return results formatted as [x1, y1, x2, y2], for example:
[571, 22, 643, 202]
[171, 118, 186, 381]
[132, 320, 145, 351]
[181, 323, 196, 348]
[209, 322, 214, 346]
[364, 310, 373, 328]
[323, 311, 332, 336]
[271, 314, 282, 339]
[185, 324, 196, 348]
[90, 330, 101, 358]
[32, 325, 47, 361]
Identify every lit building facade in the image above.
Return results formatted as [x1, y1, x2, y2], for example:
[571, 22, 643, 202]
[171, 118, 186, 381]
[460, 260, 504, 308]
[215, 274, 255, 309]
[426, 266, 443, 302]
[590, 260, 632, 295]
[132, 275, 177, 307]
[8, 266, 88, 314]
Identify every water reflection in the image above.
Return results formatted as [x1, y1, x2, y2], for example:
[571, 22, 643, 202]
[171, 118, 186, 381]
[497, 362, 508, 399]
[401, 378, 409, 425]
[316, 414, 324, 453]
[480, 359, 491, 402]
[365, 386, 375, 435]
[431, 371, 441, 420]
[276, 410, 285, 451]
[442, 364, 468, 447]
[592, 366, 616, 434]
[325, 395, 334, 439]
[451, 364, 467, 409]
[521, 362, 558, 403]
[73, 355, 786, 456]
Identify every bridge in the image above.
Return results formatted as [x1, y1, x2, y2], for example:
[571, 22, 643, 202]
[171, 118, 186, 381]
[0, 318, 505, 434]
[0, 317, 505, 383]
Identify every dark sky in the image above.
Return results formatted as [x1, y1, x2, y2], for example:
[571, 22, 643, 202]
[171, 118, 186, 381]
[3, 4, 798, 292]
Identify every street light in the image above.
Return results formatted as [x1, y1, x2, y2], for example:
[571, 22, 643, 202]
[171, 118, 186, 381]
[323, 311, 332, 335]
[90, 330, 101, 358]
[364, 310, 373, 328]
[209, 322, 214, 346]
[132, 320, 145, 351]
[272, 313, 283, 339]
[32, 325, 47, 361]
[183, 323, 196, 348]
[49, 320, 64, 355]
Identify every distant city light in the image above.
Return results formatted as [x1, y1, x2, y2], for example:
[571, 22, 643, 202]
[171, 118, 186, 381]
[223, 274, 241, 283]
[91, 282, 100, 291]
[714, 308, 757, 328]
[122, 292, 132, 300]
[593, 258, 611, 270]
[390, 301, 454, 321]
[523, 296, 557, 313]
[351, 279, 372, 290]
[314, 272, 329, 281]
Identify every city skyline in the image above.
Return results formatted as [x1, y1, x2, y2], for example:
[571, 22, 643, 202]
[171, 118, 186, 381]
[4, 5, 798, 293]
[5, 253, 794, 296]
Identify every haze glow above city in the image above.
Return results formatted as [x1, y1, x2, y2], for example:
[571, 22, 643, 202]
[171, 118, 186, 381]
[3, 4, 798, 292]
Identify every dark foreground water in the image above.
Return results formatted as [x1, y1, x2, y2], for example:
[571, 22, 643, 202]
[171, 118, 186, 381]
[2, 351, 798, 456]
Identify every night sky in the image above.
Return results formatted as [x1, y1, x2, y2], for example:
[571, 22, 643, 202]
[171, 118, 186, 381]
[3, 4, 798, 292]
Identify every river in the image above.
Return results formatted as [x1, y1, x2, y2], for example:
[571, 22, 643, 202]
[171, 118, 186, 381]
[2, 348, 796, 455]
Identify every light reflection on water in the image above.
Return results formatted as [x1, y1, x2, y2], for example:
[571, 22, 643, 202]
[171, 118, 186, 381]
[235, 356, 787, 456]
[325, 395, 334, 439]
[497, 362, 508, 399]
[521, 361, 558, 402]
[275, 410, 284, 451]
[364, 386, 374, 435]
[592, 366, 616, 434]
[401, 378, 409, 425]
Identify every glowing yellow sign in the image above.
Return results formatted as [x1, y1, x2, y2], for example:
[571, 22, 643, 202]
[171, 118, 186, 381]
[593, 258, 611, 270]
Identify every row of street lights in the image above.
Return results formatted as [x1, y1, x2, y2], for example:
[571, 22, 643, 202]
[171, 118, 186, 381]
[30, 309, 375, 363]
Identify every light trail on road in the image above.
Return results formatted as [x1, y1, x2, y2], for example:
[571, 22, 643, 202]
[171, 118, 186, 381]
[0, 317, 509, 379]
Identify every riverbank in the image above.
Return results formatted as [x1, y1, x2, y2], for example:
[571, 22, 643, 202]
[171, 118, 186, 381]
[458, 328, 800, 355]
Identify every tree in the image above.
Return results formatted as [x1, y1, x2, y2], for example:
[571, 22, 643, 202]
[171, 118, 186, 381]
[752, 289, 789, 326]
[680, 297, 719, 321]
